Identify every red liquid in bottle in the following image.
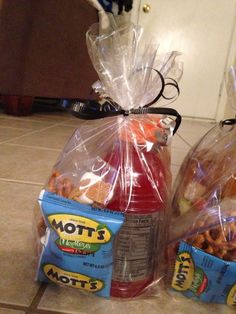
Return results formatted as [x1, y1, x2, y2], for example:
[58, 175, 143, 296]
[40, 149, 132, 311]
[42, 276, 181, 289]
[105, 139, 169, 298]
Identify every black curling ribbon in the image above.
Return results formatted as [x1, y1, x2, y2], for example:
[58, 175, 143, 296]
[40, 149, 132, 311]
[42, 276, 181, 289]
[220, 118, 236, 127]
[65, 69, 182, 134]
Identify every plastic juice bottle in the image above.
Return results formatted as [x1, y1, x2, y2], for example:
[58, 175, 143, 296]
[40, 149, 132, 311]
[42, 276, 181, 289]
[105, 137, 169, 298]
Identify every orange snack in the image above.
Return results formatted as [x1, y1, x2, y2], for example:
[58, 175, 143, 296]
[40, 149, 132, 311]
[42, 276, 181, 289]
[47, 171, 74, 198]
[119, 116, 162, 144]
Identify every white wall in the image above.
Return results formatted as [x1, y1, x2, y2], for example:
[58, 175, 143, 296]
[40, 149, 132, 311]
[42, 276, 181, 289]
[131, 0, 236, 121]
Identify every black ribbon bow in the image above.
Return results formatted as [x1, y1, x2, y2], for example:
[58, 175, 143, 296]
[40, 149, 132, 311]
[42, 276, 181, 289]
[63, 69, 182, 135]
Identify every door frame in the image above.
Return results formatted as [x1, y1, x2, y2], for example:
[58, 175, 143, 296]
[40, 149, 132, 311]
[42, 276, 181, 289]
[216, 9, 236, 121]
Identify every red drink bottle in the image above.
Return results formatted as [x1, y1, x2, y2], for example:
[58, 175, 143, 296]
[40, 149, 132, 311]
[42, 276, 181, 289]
[105, 136, 170, 298]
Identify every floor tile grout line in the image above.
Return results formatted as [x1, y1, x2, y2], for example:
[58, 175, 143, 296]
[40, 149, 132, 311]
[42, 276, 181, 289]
[176, 133, 192, 148]
[0, 119, 73, 145]
[2, 142, 62, 152]
[59, 123, 79, 129]
[33, 309, 71, 314]
[0, 177, 44, 186]
[0, 125, 39, 131]
[0, 299, 68, 314]
[26, 283, 48, 313]
[0, 116, 71, 127]
[0, 302, 29, 312]
[0, 113, 71, 123]
[0, 115, 54, 123]
[0, 118, 60, 132]
[171, 144, 191, 151]
[26, 285, 70, 314]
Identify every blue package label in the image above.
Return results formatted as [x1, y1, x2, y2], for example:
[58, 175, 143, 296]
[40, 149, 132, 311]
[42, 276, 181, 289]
[37, 190, 124, 297]
[171, 241, 236, 306]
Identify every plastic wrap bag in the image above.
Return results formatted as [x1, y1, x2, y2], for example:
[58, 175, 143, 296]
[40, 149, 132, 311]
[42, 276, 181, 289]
[34, 15, 182, 299]
[168, 67, 236, 306]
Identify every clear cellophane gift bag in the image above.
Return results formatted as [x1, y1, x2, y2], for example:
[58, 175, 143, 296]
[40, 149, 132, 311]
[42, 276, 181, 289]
[168, 67, 236, 307]
[33, 14, 182, 299]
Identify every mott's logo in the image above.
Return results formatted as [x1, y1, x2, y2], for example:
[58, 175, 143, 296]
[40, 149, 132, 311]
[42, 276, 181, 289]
[48, 214, 111, 243]
[172, 252, 195, 291]
[44, 264, 104, 292]
[227, 283, 236, 306]
[190, 268, 208, 296]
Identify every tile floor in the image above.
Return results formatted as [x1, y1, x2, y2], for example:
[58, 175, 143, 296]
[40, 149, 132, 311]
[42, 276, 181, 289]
[0, 108, 234, 314]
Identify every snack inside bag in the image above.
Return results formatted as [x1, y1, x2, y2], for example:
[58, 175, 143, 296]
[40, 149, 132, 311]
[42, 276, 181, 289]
[34, 14, 182, 298]
[37, 190, 124, 297]
[168, 68, 236, 306]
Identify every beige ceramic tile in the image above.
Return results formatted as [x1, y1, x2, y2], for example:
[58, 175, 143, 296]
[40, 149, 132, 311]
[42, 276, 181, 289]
[22, 112, 71, 123]
[0, 309, 25, 314]
[0, 144, 59, 184]
[0, 115, 55, 130]
[0, 110, 68, 120]
[9, 125, 77, 150]
[0, 181, 41, 306]
[0, 111, 70, 124]
[177, 119, 215, 146]
[38, 285, 234, 314]
[166, 291, 236, 314]
[180, 118, 215, 131]
[38, 286, 109, 314]
[171, 164, 180, 183]
[62, 117, 82, 127]
[38, 285, 161, 314]
[0, 127, 31, 142]
[171, 146, 190, 166]
[171, 133, 191, 149]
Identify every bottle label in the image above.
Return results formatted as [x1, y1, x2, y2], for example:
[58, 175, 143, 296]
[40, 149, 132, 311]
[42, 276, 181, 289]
[112, 213, 159, 282]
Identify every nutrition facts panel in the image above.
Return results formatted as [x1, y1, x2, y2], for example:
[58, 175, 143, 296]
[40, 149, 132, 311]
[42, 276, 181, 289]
[112, 213, 159, 282]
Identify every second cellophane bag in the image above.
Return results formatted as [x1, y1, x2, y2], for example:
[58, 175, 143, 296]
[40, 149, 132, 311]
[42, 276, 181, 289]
[168, 67, 236, 307]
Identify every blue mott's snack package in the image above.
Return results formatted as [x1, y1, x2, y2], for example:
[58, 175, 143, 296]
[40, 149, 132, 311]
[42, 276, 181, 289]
[171, 241, 236, 306]
[37, 190, 124, 298]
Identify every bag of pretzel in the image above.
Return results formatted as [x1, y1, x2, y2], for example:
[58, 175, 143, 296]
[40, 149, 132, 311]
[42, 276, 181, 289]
[33, 13, 182, 299]
[168, 66, 236, 307]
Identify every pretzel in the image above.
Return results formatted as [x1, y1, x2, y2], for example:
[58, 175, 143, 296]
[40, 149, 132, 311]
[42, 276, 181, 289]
[36, 172, 74, 243]
[186, 220, 236, 261]
[37, 216, 46, 238]
[47, 170, 112, 206]
[47, 171, 74, 198]
[48, 170, 60, 193]
[174, 148, 233, 217]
